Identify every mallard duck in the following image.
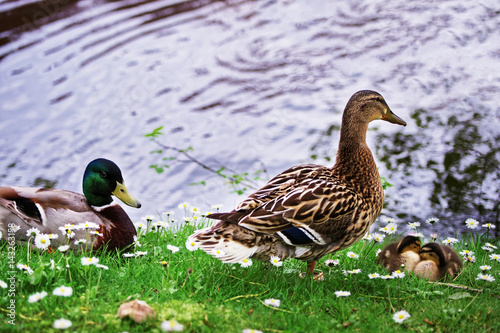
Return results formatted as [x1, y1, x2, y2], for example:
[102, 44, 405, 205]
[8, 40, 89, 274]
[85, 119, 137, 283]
[413, 242, 462, 281]
[188, 90, 406, 274]
[0, 158, 141, 251]
[377, 235, 422, 273]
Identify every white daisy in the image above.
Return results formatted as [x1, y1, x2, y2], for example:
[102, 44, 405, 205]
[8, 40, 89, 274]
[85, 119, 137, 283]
[270, 256, 283, 267]
[161, 319, 184, 332]
[81, 257, 99, 266]
[442, 237, 459, 245]
[463, 255, 476, 263]
[425, 217, 439, 225]
[407, 222, 420, 230]
[393, 310, 410, 323]
[380, 222, 397, 235]
[185, 239, 198, 251]
[489, 253, 500, 262]
[368, 273, 380, 279]
[178, 202, 190, 209]
[53, 318, 72, 329]
[476, 273, 495, 282]
[17, 263, 34, 274]
[142, 215, 156, 222]
[76, 221, 99, 230]
[346, 251, 359, 259]
[135, 251, 148, 256]
[465, 218, 479, 229]
[375, 249, 382, 256]
[392, 270, 405, 278]
[53, 286, 73, 297]
[242, 329, 262, 333]
[264, 298, 281, 307]
[482, 223, 495, 229]
[479, 265, 491, 271]
[371, 233, 385, 243]
[96, 264, 109, 270]
[240, 258, 253, 268]
[211, 204, 223, 210]
[122, 253, 135, 258]
[167, 245, 180, 253]
[380, 274, 395, 280]
[485, 243, 497, 249]
[34, 233, 51, 250]
[459, 250, 474, 256]
[362, 234, 373, 241]
[26, 227, 40, 238]
[211, 248, 226, 258]
[28, 291, 48, 303]
[74, 239, 86, 245]
[0, 280, 7, 288]
[9, 225, 20, 233]
[324, 259, 339, 267]
[334, 291, 351, 297]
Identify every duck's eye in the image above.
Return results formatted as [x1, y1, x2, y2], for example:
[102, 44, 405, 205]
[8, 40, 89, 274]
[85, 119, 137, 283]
[100, 171, 107, 178]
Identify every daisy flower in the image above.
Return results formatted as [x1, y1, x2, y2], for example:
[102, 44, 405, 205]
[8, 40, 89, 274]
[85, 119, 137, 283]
[270, 256, 283, 267]
[211, 204, 223, 210]
[368, 273, 380, 279]
[135, 222, 146, 230]
[371, 233, 386, 243]
[407, 222, 420, 230]
[183, 217, 191, 224]
[135, 251, 148, 256]
[392, 270, 405, 278]
[28, 291, 48, 303]
[442, 237, 459, 245]
[346, 251, 359, 259]
[77, 221, 99, 230]
[463, 255, 476, 263]
[476, 273, 495, 282]
[167, 245, 180, 253]
[0, 280, 7, 288]
[74, 239, 86, 245]
[96, 264, 109, 270]
[465, 218, 479, 229]
[459, 250, 474, 256]
[324, 259, 339, 267]
[393, 310, 410, 323]
[479, 265, 491, 271]
[185, 239, 198, 251]
[132, 235, 142, 247]
[122, 253, 135, 258]
[343, 269, 362, 275]
[178, 202, 190, 209]
[161, 319, 184, 332]
[142, 215, 156, 222]
[34, 233, 51, 250]
[485, 243, 497, 249]
[211, 249, 226, 258]
[54, 318, 72, 329]
[81, 257, 99, 266]
[430, 233, 438, 240]
[264, 299, 281, 307]
[240, 258, 253, 268]
[17, 263, 34, 274]
[425, 217, 439, 225]
[380, 223, 397, 235]
[334, 291, 351, 297]
[380, 274, 395, 280]
[482, 223, 495, 229]
[375, 249, 382, 257]
[26, 227, 40, 238]
[53, 286, 73, 297]
[242, 329, 263, 333]
[489, 253, 500, 262]
[362, 234, 373, 241]
[54, 318, 72, 330]
[89, 230, 103, 237]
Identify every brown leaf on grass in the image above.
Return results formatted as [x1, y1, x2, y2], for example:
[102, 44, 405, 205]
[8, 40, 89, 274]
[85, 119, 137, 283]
[423, 318, 434, 326]
[117, 299, 157, 323]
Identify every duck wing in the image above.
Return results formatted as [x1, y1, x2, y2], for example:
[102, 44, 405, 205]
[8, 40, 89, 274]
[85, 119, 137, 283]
[209, 164, 360, 246]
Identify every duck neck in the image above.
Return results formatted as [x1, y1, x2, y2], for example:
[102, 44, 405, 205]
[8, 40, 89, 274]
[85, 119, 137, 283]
[333, 121, 381, 194]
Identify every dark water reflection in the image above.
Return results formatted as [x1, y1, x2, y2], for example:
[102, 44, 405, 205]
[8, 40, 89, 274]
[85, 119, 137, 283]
[0, 0, 499, 237]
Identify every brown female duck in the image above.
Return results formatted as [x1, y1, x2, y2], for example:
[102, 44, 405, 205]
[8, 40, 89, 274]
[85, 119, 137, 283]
[377, 235, 422, 273]
[188, 90, 406, 274]
[0, 158, 141, 251]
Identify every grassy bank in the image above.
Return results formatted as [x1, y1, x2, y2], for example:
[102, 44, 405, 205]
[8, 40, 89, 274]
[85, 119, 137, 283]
[1, 210, 499, 332]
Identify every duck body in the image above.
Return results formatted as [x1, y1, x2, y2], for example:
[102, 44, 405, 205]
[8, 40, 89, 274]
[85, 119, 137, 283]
[0, 159, 141, 251]
[413, 242, 462, 281]
[189, 90, 406, 272]
[377, 236, 422, 273]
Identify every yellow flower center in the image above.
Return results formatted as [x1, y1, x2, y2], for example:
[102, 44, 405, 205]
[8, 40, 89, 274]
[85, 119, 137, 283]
[396, 270, 401, 274]
[398, 314, 404, 319]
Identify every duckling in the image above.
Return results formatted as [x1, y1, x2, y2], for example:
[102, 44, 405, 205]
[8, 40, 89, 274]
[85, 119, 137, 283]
[0, 158, 141, 251]
[413, 243, 462, 281]
[377, 235, 422, 273]
[188, 90, 406, 274]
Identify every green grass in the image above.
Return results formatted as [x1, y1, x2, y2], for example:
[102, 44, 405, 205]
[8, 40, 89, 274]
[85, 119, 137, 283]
[1, 215, 499, 333]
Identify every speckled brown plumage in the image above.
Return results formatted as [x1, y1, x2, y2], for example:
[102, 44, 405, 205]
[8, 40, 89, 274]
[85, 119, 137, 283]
[189, 90, 406, 272]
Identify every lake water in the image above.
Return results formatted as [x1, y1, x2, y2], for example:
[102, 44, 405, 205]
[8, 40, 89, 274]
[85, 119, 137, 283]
[0, 0, 499, 237]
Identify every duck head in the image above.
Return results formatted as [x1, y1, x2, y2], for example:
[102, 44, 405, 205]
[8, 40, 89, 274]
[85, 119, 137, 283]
[419, 243, 446, 268]
[82, 158, 141, 208]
